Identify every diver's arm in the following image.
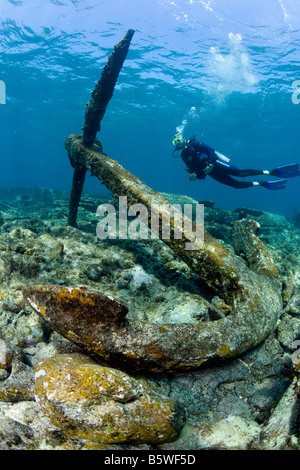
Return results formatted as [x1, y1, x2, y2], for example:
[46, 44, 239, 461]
[198, 143, 217, 163]
[182, 140, 212, 180]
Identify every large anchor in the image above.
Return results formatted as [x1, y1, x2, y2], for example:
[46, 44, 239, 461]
[24, 30, 282, 374]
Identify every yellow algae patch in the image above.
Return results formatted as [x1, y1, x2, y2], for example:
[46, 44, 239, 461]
[38, 305, 46, 317]
[54, 287, 96, 308]
[218, 344, 232, 357]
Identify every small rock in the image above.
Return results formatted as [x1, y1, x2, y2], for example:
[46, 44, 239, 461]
[277, 313, 300, 351]
[251, 379, 299, 450]
[197, 415, 260, 450]
[0, 414, 35, 450]
[0, 339, 13, 370]
[130, 265, 154, 289]
[0, 340, 35, 402]
[282, 273, 297, 307]
[285, 292, 300, 316]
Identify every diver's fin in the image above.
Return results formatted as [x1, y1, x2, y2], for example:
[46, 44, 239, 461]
[259, 179, 288, 190]
[270, 163, 300, 178]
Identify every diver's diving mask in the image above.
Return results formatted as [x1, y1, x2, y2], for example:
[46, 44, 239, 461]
[172, 135, 185, 156]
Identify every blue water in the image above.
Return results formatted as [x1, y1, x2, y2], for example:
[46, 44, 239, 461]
[0, 0, 300, 216]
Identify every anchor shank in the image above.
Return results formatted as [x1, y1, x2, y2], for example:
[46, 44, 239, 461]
[67, 29, 135, 227]
[65, 134, 249, 303]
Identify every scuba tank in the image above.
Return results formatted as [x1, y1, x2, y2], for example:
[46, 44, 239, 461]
[215, 150, 230, 163]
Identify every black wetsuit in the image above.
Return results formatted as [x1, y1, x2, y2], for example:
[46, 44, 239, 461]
[181, 139, 264, 189]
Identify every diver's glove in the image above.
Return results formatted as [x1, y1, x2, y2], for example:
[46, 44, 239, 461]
[188, 172, 197, 181]
[203, 163, 214, 175]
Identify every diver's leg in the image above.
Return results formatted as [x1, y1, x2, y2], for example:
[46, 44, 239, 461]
[209, 162, 287, 189]
[209, 170, 254, 189]
[215, 160, 300, 179]
[232, 163, 300, 178]
[215, 160, 266, 178]
[210, 167, 287, 190]
[231, 168, 266, 177]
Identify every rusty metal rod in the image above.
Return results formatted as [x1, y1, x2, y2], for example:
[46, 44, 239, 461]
[67, 29, 135, 227]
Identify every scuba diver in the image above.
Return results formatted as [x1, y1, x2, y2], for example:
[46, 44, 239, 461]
[172, 135, 300, 190]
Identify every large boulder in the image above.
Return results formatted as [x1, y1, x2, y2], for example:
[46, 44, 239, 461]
[34, 353, 184, 444]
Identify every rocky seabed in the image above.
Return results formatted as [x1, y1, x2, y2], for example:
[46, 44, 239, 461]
[0, 187, 300, 450]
